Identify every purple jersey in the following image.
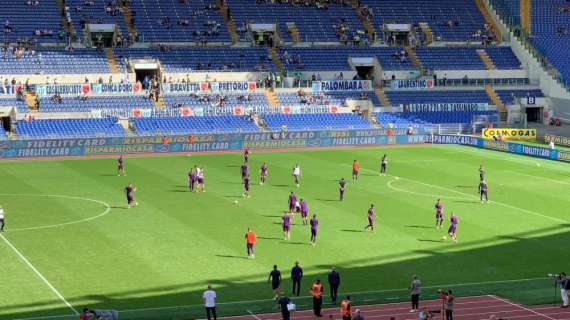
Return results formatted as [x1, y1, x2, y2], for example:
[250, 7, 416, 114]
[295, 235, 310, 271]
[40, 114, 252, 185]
[310, 217, 318, 230]
[435, 202, 443, 218]
[282, 214, 291, 230]
[117, 157, 124, 168]
[368, 208, 374, 221]
[241, 164, 249, 176]
[188, 171, 195, 182]
[288, 193, 297, 206]
[260, 164, 268, 176]
[450, 215, 458, 226]
[300, 200, 308, 214]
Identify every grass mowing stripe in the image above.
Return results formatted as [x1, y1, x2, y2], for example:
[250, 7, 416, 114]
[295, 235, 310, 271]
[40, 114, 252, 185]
[0, 233, 79, 315]
[504, 170, 570, 186]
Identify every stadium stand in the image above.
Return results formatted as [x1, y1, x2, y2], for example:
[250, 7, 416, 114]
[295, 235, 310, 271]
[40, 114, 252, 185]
[115, 47, 273, 72]
[132, 115, 260, 135]
[415, 47, 520, 70]
[163, 93, 270, 108]
[375, 111, 498, 127]
[362, 0, 488, 42]
[495, 88, 544, 105]
[0, 48, 110, 74]
[16, 118, 125, 138]
[263, 113, 372, 131]
[0, 98, 29, 113]
[66, 0, 130, 39]
[385, 90, 493, 105]
[226, 0, 365, 42]
[277, 91, 381, 107]
[39, 95, 155, 112]
[0, 1, 63, 43]
[129, 0, 231, 42]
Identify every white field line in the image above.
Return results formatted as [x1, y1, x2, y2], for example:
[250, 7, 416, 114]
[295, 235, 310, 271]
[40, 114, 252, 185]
[246, 309, 262, 320]
[0, 233, 79, 315]
[504, 170, 570, 186]
[488, 295, 557, 320]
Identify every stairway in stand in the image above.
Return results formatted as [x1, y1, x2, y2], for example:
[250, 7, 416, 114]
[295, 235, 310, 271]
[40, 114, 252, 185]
[287, 24, 301, 43]
[375, 88, 391, 107]
[264, 89, 279, 108]
[475, 0, 502, 42]
[477, 49, 497, 70]
[405, 46, 424, 74]
[418, 23, 433, 45]
[218, 0, 239, 43]
[122, 0, 138, 37]
[485, 84, 507, 122]
[352, 0, 375, 42]
[520, 0, 532, 33]
[268, 47, 284, 72]
[104, 48, 120, 74]
[25, 91, 38, 111]
[56, 0, 77, 40]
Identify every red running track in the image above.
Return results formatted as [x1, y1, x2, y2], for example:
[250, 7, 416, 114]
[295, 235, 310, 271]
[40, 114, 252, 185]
[217, 295, 570, 320]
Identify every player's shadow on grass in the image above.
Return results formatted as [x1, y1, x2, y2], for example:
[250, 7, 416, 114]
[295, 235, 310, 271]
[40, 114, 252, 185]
[224, 195, 243, 198]
[257, 236, 282, 241]
[215, 254, 249, 260]
[260, 214, 282, 218]
[451, 200, 480, 204]
[169, 189, 189, 193]
[417, 239, 444, 243]
[280, 241, 307, 245]
[100, 174, 120, 177]
[110, 205, 130, 209]
[226, 165, 241, 168]
[270, 184, 289, 187]
[340, 229, 365, 233]
[405, 225, 433, 229]
[316, 198, 338, 202]
[455, 185, 475, 188]
[222, 181, 243, 185]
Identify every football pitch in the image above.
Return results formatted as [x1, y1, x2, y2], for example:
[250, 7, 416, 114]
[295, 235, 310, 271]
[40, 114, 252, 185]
[1, 144, 569, 320]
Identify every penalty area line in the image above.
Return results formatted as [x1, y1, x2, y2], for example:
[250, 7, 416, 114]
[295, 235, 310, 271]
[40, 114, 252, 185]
[246, 309, 262, 320]
[0, 233, 79, 315]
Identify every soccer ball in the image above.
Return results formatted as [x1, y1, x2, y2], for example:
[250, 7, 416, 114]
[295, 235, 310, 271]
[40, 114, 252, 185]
[234, 200, 239, 205]
[536, 163, 541, 167]
[442, 236, 447, 240]
[395, 177, 400, 180]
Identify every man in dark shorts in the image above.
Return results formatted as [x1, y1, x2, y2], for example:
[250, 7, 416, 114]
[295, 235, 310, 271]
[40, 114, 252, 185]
[244, 148, 251, 163]
[240, 162, 249, 182]
[479, 165, 485, 181]
[364, 204, 375, 231]
[310, 214, 318, 246]
[479, 180, 489, 203]
[243, 174, 251, 198]
[117, 155, 125, 176]
[0, 206, 5, 232]
[339, 178, 347, 201]
[260, 162, 268, 185]
[124, 183, 138, 208]
[268, 265, 282, 299]
[277, 292, 292, 320]
[300, 198, 308, 225]
[380, 154, 388, 176]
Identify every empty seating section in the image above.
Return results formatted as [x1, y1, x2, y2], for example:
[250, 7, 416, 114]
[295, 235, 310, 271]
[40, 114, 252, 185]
[16, 118, 125, 138]
[386, 90, 492, 105]
[0, 98, 29, 113]
[0, 125, 6, 140]
[279, 47, 415, 71]
[278, 92, 381, 107]
[483, 47, 521, 69]
[129, 0, 230, 42]
[495, 89, 544, 104]
[0, 49, 109, 74]
[415, 47, 521, 70]
[375, 111, 497, 127]
[0, 1, 62, 43]
[164, 93, 269, 108]
[40, 95, 155, 112]
[489, 0, 520, 27]
[115, 47, 273, 72]
[67, 0, 130, 38]
[263, 113, 372, 131]
[227, 0, 363, 42]
[362, 0, 486, 41]
[132, 116, 259, 135]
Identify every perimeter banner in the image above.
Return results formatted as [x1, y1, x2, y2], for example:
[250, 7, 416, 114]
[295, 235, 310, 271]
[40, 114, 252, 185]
[481, 128, 536, 141]
[544, 134, 570, 147]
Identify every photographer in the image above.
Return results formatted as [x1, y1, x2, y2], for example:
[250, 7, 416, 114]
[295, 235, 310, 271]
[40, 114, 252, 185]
[553, 272, 569, 308]
[438, 289, 455, 320]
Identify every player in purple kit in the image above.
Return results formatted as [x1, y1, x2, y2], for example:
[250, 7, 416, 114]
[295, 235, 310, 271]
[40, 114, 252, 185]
[117, 155, 125, 176]
[435, 199, 444, 229]
[240, 162, 249, 182]
[282, 211, 292, 240]
[288, 191, 297, 213]
[479, 180, 489, 203]
[447, 212, 458, 241]
[124, 182, 138, 208]
[364, 204, 375, 231]
[339, 178, 347, 201]
[244, 148, 251, 163]
[243, 174, 251, 198]
[188, 165, 197, 192]
[299, 198, 309, 225]
[260, 162, 268, 185]
[309, 214, 318, 246]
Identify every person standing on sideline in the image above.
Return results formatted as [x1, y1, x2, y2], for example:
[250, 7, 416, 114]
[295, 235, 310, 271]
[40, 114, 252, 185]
[380, 154, 388, 176]
[328, 266, 341, 304]
[339, 177, 347, 201]
[311, 279, 324, 317]
[352, 160, 359, 181]
[203, 285, 217, 320]
[439, 289, 454, 320]
[340, 296, 352, 320]
[291, 261, 303, 296]
[555, 272, 569, 308]
[352, 309, 364, 320]
[277, 292, 292, 320]
[409, 275, 422, 312]
[268, 265, 282, 299]
[0, 206, 5, 232]
[245, 228, 256, 258]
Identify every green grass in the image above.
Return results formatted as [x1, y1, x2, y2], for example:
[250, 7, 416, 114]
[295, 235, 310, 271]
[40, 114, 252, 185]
[1, 145, 569, 320]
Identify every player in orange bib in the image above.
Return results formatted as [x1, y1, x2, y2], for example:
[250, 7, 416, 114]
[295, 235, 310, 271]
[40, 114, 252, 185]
[352, 160, 359, 181]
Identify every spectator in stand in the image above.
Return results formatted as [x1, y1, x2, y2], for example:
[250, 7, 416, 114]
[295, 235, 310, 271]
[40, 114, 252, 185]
[203, 285, 217, 320]
[328, 266, 341, 304]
